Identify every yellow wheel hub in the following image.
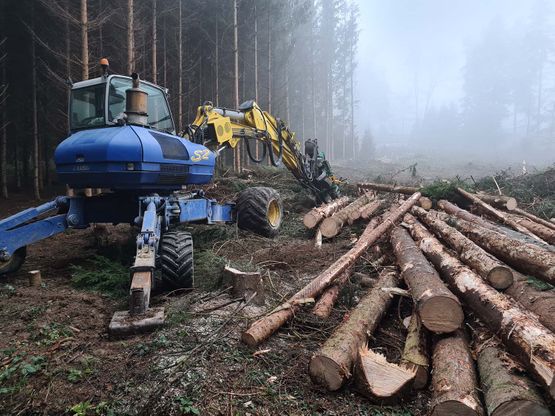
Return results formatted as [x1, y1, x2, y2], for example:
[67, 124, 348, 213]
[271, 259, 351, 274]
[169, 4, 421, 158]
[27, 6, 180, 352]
[267, 200, 281, 228]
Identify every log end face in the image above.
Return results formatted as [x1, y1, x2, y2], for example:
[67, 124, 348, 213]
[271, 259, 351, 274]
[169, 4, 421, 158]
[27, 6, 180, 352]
[492, 400, 551, 416]
[240, 331, 260, 348]
[420, 297, 464, 334]
[303, 213, 319, 229]
[487, 266, 514, 290]
[505, 198, 518, 211]
[320, 218, 340, 238]
[309, 355, 346, 391]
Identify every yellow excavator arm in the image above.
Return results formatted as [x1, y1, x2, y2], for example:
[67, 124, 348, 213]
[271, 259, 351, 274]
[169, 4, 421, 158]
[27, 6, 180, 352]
[186, 100, 341, 203]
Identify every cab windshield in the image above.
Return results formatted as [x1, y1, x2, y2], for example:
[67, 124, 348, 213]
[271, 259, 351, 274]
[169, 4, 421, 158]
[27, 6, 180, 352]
[109, 78, 174, 133]
[70, 84, 106, 130]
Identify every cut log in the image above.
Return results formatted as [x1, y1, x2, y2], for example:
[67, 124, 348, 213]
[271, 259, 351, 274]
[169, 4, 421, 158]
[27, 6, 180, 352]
[438, 200, 554, 251]
[360, 199, 384, 220]
[512, 207, 555, 232]
[413, 206, 514, 289]
[476, 193, 518, 211]
[355, 345, 416, 399]
[241, 193, 421, 347]
[400, 313, 429, 390]
[303, 196, 350, 229]
[309, 269, 400, 391]
[418, 196, 433, 210]
[391, 226, 463, 333]
[312, 267, 352, 319]
[505, 270, 555, 333]
[430, 331, 485, 416]
[224, 265, 265, 306]
[456, 187, 543, 242]
[358, 182, 420, 195]
[439, 214, 555, 285]
[404, 215, 555, 398]
[504, 212, 555, 245]
[476, 337, 550, 416]
[320, 193, 374, 238]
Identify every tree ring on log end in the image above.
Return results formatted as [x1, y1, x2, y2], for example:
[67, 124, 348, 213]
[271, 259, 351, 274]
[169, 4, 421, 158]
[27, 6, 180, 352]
[420, 296, 463, 333]
[487, 266, 514, 290]
[309, 355, 347, 391]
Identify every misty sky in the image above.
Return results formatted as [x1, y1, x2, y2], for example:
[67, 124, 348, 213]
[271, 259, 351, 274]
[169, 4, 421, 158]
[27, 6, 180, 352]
[355, 0, 537, 142]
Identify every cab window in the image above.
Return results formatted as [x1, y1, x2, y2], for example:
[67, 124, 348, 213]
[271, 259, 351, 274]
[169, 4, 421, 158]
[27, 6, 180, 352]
[109, 77, 174, 133]
[70, 84, 106, 130]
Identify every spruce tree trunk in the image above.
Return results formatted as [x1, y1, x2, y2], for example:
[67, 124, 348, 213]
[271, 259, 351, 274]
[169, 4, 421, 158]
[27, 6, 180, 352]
[151, 0, 157, 83]
[232, 0, 241, 172]
[31, 23, 40, 200]
[127, 0, 134, 74]
[80, 0, 88, 80]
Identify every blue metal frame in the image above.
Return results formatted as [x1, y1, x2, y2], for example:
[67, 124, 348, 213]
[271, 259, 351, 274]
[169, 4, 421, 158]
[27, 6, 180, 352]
[0, 193, 235, 263]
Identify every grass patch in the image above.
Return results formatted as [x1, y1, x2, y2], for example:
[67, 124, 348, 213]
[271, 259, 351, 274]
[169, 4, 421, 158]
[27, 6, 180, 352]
[71, 256, 129, 298]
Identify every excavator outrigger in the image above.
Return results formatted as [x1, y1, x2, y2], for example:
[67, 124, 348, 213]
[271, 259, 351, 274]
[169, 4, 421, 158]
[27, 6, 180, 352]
[0, 59, 340, 335]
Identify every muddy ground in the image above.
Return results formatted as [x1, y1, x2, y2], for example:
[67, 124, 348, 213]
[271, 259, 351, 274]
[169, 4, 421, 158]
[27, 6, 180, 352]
[0, 160, 552, 415]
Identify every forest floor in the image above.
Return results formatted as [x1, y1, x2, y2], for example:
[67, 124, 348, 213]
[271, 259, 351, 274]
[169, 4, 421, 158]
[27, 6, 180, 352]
[0, 158, 553, 415]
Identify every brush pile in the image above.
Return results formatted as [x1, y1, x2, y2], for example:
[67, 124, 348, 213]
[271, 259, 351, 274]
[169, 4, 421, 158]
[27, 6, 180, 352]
[241, 182, 555, 414]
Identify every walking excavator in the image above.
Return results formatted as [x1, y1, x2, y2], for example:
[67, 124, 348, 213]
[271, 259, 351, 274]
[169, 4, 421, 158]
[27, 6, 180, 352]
[0, 59, 340, 334]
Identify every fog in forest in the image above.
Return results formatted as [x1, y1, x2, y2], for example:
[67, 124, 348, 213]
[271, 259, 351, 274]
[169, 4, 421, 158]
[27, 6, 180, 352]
[355, 0, 555, 166]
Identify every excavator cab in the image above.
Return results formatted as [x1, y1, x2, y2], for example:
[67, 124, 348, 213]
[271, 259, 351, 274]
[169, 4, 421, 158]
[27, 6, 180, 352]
[69, 75, 175, 134]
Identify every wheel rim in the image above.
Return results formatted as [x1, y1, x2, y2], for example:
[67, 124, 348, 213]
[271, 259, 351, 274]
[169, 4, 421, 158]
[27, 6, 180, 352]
[267, 200, 281, 227]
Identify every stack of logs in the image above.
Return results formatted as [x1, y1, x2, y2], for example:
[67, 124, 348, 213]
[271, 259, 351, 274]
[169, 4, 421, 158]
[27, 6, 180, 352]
[241, 182, 555, 415]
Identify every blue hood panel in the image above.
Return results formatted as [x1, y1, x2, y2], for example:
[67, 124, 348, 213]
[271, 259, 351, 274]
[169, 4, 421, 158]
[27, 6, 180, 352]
[54, 126, 215, 191]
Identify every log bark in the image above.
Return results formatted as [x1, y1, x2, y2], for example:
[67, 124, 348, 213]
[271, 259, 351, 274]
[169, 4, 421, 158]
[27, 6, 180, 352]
[477, 339, 550, 416]
[242, 194, 421, 347]
[476, 193, 518, 211]
[400, 313, 429, 390]
[391, 226, 463, 333]
[303, 196, 350, 229]
[413, 207, 514, 289]
[355, 345, 416, 399]
[442, 215, 555, 285]
[309, 270, 400, 391]
[430, 331, 485, 416]
[404, 215, 555, 398]
[312, 267, 352, 319]
[358, 182, 420, 195]
[512, 207, 555, 232]
[456, 187, 543, 242]
[349, 199, 381, 224]
[320, 193, 373, 238]
[438, 200, 554, 251]
[360, 199, 384, 220]
[504, 212, 555, 245]
[505, 270, 555, 333]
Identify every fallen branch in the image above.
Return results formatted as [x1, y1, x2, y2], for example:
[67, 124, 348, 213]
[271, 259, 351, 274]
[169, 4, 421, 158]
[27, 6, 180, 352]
[241, 193, 421, 347]
[358, 182, 420, 195]
[312, 267, 352, 319]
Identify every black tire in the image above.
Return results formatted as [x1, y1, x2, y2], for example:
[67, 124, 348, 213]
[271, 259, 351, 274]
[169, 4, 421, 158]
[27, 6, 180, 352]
[0, 247, 26, 276]
[236, 187, 283, 238]
[159, 231, 194, 289]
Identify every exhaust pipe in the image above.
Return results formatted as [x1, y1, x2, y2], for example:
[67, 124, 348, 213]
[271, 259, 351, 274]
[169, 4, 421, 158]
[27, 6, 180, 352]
[125, 73, 148, 126]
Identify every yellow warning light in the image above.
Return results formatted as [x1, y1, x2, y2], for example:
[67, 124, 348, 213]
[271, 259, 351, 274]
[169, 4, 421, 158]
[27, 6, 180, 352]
[100, 58, 109, 66]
